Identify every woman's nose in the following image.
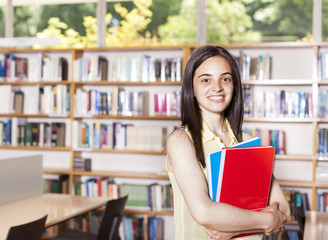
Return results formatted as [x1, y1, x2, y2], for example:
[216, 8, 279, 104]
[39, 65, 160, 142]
[213, 79, 223, 91]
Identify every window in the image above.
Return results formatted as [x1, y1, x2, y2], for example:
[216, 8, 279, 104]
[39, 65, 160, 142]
[0, 0, 324, 47]
[0, 7, 4, 37]
[323, 0, 328, 41]
[105, 0, 184, 46]
[11, 2, 96, 47]
[206, 0, 313, 43]
[35, 3, 97, 38]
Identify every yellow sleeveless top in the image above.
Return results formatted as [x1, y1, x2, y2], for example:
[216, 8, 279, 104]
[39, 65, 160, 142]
[167, 119, 264, 240]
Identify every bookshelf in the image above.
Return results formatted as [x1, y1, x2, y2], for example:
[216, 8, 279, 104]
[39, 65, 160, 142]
[1, 42, 328, 238]
[212, 43, 328, 215]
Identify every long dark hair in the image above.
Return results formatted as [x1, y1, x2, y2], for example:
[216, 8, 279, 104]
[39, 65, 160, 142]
[181, 45, 244, 168]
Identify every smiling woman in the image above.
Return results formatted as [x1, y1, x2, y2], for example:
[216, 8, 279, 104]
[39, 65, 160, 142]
[166, 45, 292, 240]
[193, 56, 234, 120]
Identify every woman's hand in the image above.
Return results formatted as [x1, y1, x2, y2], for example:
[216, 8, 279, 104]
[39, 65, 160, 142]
[261, 202, 293, 236]
[205, 228, 234, 240]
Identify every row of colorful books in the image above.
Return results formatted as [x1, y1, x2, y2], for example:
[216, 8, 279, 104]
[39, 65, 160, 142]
[73, 55, 108, 82]
[283, 190, 310, 217]
[121, 183, 173, 211]
[74, 87, 181, 117]
[154, 91, 181, 116]
[75, 87, 149, 116]
[43, 210, 101, 237]
[75, 211, 164, 240]
[0, 84, 70, 115]
[73, 121, 176, 151]
[0, 53, 68, 82]
[0, 118, 66, 147]
[243, 85, 313, 118]
[73, 158, 92, 171]
[282, 190, 309, 240]
[120, 216, 164, 240]
[72, 178, 173, 212]
[120, 216, 145, 240]
[43, 175, 69, 194]
[243, 128, 286, 155]
[316, 192, 328, 212]
[318, 128, 328, 157]
[73, 54, 182, 83]
[234, 52, 272, 81]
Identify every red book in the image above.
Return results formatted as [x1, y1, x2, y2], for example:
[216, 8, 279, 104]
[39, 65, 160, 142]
[161, 93, 167, 115]
[154, 94, 159, 115]
[217, 146, 275, 238]
[96, 178, 102, 197]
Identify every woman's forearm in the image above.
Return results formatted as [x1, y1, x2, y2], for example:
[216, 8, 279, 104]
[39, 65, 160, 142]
[193, 200, 273, 233]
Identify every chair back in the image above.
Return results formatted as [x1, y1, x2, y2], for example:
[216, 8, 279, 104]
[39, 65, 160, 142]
[96, 195, 128, 240]
[6, 214, 47, 240]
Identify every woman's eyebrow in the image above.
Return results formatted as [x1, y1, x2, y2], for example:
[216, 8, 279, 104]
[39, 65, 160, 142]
[198, 72, 232, 78]
[221, 72, 232, 76]
[198, 73, 212, 78]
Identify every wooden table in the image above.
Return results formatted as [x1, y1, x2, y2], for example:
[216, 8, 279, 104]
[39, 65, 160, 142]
[304, 211, 328, 240]
[0, 193, 109, 240]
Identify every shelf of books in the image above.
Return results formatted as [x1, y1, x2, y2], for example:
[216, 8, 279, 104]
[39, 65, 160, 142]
[2, 42, 328, 239]
[70, 46, 183, 239]
[0, 46, 183, 239]
[215, 42, 328, 230]
[189, 43, 328, 237]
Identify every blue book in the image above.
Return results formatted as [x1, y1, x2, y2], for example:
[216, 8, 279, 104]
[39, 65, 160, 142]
[205, 137, 262, 202]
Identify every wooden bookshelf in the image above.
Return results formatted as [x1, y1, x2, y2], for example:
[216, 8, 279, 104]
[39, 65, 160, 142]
[318, 118, 328, 123]
[73, 115, 180, 120]
[73, 81, 182, 86]
[0, 113, 71, 118]
[88, 148, 166, 155]
[242, 79, 313, 85]
[72, 171, 169, 180]
[2, 42, 328, 239]
[0, 146, 71, 151]
[278, 180, 314, 188]
[318, 80, 328, 85]
[244, 117, 315, 123]
[0, 81, 71, 85]
[124, 209, 173, 216]
[275, 155, 317, 161]
[43, 169, 70, 175]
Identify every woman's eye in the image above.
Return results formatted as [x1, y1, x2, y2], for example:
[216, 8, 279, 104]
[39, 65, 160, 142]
[222, 77, 232, 82]
[202, 78, 210, 83]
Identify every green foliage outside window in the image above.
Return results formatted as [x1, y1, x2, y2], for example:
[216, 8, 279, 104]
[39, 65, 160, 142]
[5, 0, 328, 48]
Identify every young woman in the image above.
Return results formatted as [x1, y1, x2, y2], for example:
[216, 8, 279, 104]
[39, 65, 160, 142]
[166, 45, 292, 240]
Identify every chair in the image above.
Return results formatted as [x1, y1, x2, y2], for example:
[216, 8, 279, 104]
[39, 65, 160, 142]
[50, 195, 128, 240]
[6, 214, 48, 240]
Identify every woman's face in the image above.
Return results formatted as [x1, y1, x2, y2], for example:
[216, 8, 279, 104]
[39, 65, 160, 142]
[193, 56, 234, 116]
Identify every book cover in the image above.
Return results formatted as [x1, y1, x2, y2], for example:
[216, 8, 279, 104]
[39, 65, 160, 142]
[216, 145, 275, 209]
[56, 123, 65, 147]
[217, 145, 275, 238]
[13, 90, 24, 114]
[6, 119, 12, 145]
[31, 122, 39, 146]
[205, 137, 262, 201]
